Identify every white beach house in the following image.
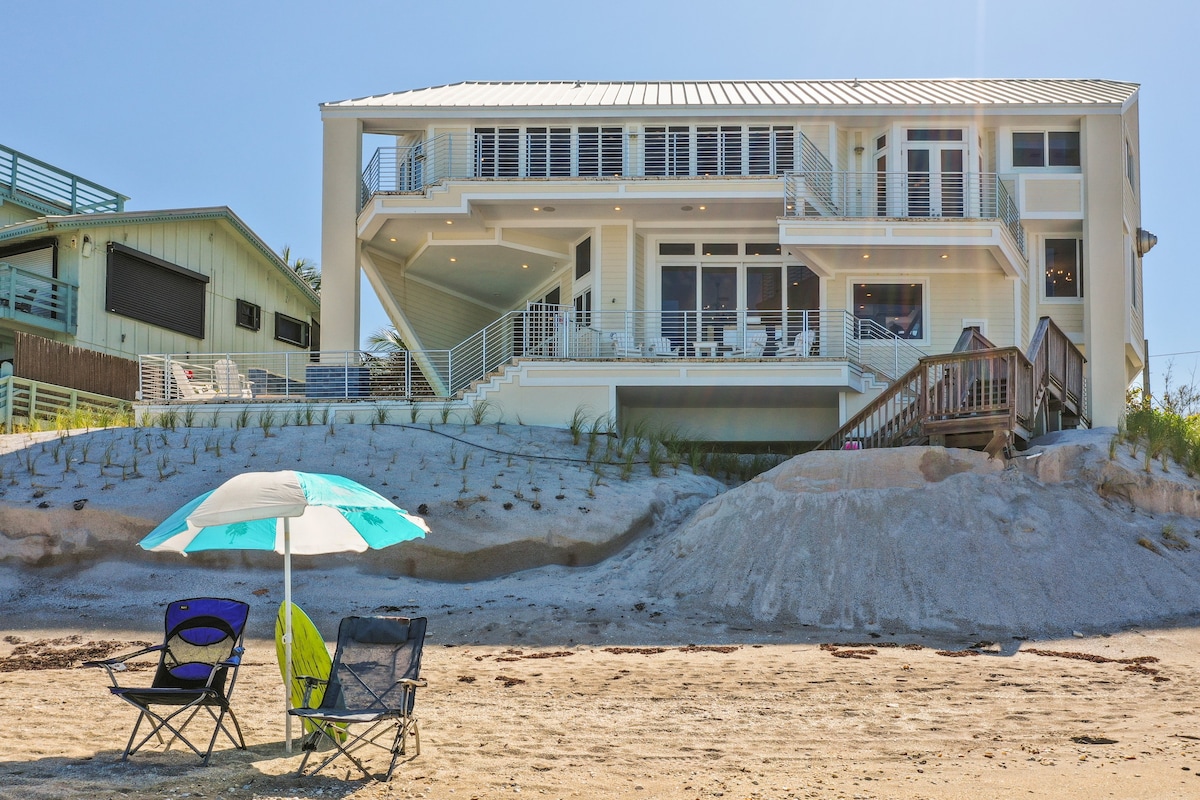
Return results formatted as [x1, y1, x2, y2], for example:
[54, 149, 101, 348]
[317, 80, 1149, 446]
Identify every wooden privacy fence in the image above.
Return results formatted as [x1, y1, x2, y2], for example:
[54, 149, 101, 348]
[13, 332, 139, 400]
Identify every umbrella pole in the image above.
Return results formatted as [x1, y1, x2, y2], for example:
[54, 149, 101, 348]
[284, 517, 293, 754]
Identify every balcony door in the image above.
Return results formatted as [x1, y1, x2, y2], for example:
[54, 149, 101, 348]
[903, 130, 965, 218]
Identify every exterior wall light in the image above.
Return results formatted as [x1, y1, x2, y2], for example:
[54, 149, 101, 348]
[1136, 228, 1158, 256]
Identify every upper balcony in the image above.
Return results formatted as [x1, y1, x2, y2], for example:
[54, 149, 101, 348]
[359, 127, 826, 208]
[0, 261, 78, 335]
[780, 170, 1027, 279]
[1, 144, 127, 217]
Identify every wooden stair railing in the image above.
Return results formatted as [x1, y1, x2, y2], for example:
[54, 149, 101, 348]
[815, 318, 1088, 451]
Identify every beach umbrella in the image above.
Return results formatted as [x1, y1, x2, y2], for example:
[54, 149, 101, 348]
[138, 470, 430, 751]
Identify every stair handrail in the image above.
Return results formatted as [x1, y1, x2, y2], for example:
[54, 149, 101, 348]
[813, 359, 928, 451]
[1024, 315, 1087, 426]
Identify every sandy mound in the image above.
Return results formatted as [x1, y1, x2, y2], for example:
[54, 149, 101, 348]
[651, 429, 1200, 637]
[0, 423, 723, 581]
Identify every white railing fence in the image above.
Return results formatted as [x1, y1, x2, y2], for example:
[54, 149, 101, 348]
[139, 308, 923, 404]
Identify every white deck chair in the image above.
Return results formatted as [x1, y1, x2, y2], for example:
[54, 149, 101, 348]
[169, 362, 218, 401]
[723, 329, 767, 357]
[611, 332, 642, 358]
[776, 330, 817, 358]
[213, 359, 254, 399]
[647, 337, 678, 357]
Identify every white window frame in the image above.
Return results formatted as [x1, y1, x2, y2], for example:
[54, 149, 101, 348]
[1040, 236, 1084, 302]
[846, 276, 931, 346]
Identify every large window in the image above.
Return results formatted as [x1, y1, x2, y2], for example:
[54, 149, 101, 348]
[1013, 131, 1080, 167]
[1044, 239, 1083, 299]
[476, 126, 623, 178]
[106, 242, 208, 338]
[853, 283, 924, 339]
[646, 125, 796, 176]
[658, 245, 818, 352]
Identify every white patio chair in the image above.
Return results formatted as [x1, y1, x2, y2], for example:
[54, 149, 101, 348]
[647, 337, 679, 357]
[611, 332, 642, 358]
[169, 362, 218, 401]
[723, 329, 767, 357]
[776, 330, 817, 358]
[213, 359, 254, 399]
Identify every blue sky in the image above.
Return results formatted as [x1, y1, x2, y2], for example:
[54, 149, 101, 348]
[6, 0, 1197, 399]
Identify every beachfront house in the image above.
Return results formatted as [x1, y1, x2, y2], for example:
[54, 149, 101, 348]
[284, 80, 1153, 447]
[0, 143, 320, 413]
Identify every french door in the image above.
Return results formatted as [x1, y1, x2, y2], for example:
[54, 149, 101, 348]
[903, 138, 966, 218]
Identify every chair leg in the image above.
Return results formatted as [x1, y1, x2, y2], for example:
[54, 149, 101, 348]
[121, 711, 148, 761]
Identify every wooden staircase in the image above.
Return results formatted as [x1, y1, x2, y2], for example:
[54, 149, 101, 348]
[815, 318, 1087, 452]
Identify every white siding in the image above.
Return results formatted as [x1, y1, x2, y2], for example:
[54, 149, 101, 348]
[600, 225, 628, 310]
[65, 219, 318, 358]
[374, 258, 495, 350]
[829, 271, 1016, 354]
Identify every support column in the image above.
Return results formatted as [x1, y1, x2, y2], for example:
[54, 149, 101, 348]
[1080, 114, 1127, 428]
[320, 115, 363, 353]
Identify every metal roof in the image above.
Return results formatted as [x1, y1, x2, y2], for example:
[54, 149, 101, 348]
[324, 79, 1138, 111]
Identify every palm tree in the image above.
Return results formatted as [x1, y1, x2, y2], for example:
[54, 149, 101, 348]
[363, 325, 432, 397]
[279, 244, 321, 292]
[366, 325, 407, 354]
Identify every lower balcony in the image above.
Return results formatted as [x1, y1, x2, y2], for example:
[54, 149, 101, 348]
[138, 309, 924, 404]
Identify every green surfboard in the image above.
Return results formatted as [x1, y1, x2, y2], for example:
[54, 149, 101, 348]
[275, 602, 343, 739]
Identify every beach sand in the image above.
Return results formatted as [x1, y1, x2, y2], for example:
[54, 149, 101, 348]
[4, 425, 1200, 797]
[3, 614, 1200, 799]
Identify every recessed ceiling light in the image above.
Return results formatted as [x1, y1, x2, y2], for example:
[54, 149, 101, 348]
[614, 206, 621, 211]
[389, 237, 397, 242]
[445, 220, 453, 225]
[521, 264, 529, 269]
[449, 257, 457, 262]
[533, 207, 540, 212]
[698, 206, 707, 211]
[862, 254, 870, 259]
[940, 254, 949, 259]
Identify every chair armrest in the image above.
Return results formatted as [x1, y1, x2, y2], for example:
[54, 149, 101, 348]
[398, 678, 427, 689]
[83, 644, 163, 685]
[82, 643, 163, 668]
[296, 674, 329, 707]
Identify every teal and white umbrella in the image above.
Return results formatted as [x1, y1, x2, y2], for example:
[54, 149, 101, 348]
[140, 470, 429, 750]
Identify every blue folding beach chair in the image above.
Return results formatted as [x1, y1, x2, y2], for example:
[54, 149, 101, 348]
[290, 615, 427, 781]
[85, 597, 250, 764]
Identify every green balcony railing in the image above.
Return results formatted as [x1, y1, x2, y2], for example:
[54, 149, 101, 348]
[1, 144, 127, 216]
[0, 261, 78, 335]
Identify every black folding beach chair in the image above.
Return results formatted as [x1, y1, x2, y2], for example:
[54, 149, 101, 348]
[84, 597, 250, 764]
[290, 615, 427, 781]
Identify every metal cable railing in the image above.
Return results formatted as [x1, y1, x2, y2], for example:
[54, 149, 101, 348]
[139, 308, 923, 404]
